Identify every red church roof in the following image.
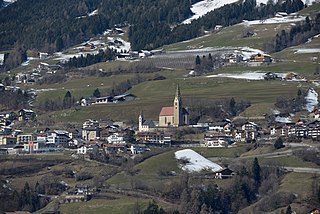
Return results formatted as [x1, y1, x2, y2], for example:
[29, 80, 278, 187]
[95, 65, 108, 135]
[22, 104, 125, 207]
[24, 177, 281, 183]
[159, 107, 174, 116]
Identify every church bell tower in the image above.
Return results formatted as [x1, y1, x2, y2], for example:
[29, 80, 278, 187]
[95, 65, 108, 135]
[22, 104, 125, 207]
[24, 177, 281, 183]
[173, 84, 182, 127]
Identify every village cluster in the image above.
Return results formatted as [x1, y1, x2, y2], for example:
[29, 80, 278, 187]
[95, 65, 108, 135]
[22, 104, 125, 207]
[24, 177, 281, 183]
[1, 85, 320, 159]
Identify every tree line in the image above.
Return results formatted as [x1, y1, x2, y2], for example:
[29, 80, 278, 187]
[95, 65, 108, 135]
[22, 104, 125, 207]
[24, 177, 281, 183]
[65, 48, 116, 68]
[0, 182, 46, 213]
[130, 0, 306, 50]
[0, 88, 30, 110]
[0, 0, 197, 52]
[264, 13, 320, 53]
[188, 97, 251, 124]
[0, 0, 306, 54]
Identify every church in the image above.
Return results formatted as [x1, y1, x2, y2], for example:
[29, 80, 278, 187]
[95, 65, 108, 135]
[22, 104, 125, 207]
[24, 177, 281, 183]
[158, 84, 189, 127]
[138, 85, 189, 132]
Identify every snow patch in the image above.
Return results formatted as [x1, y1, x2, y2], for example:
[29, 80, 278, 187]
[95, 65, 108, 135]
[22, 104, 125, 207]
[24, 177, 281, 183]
[183, 0, 313, 24]
[206, 72, 286, 80]
[88, 9, 98, 17]
[240, 47, 264, 60]
[183, 0, 240, 24]
[305, 88, 318, 112]
[107, 37, 131, 53]
[242, 15, 305, 26]
[175, 149, 223, 172]
[294, 48, 320, 54]
[275, 116, 292, 123]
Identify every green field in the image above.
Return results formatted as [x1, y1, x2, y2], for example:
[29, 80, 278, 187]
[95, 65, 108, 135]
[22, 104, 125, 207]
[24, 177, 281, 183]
[59, 196, 174, 214]
[37, 75, 306, 123]
[163, 22, 294, 51]
[107, 150, 181, 191]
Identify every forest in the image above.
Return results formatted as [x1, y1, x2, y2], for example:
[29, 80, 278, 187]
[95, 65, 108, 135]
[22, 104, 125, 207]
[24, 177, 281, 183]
[0, 0, 306, 53]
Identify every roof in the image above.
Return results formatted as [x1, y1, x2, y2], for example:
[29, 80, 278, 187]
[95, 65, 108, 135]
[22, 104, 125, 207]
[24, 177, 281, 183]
[53, 130, 69, 135]
[19, 109, 34, 113]
[143, 119, 155, 127]
[159, 107, 174, 116]
[113, 94, 135, 99]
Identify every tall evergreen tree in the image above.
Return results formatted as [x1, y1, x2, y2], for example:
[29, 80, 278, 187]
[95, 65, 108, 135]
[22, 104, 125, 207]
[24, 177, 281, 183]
[93, 88, 101, 98]
[285, 205, 292, 214]
[252, 157, 261, 186]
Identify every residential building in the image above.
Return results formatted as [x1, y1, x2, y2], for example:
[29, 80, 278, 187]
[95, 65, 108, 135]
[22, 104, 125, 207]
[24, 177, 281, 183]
[104, 144, 126, 154]
[17, 134, 34, 144]
[77, 145, 89, 154]
[0, 54, 4, 66]
[107, 133, 126, 144]
[94, 96, 113, 104]
[204, 133, 232, 147]
[82, 127, 101, 141]
[215, 168, 235, 179]
[113, 94, 136, 103]
[136, 132, 171, 144]
[0, 136, 17, 145]
[18, 109, 36, 121]
[83, 119, 99, 129]
[130, 144, 149, 154]
[47, 130, 70, 145]
[23, 142, 39, 154]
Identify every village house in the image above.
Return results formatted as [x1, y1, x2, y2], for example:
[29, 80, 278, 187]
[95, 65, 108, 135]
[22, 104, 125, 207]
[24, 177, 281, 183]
[215, 168, 235, 179]
[39, 52, 49, 59]
[310, 109, 320, 120]
[83, 43, 95, 51]
[18, 109, 36, 121]
[209, 120, 232, 135]
[17, 134, 35, 144]
[0, 135, 17, 145]
[159, 85, 189, 127]
[94, 96, 113, 104]
[203, 133, 232, 147]
[0, 126, 13, 135]
[0, 53, 4, 66]
[107, 133, 126, 144]
[0, 111, 17, 121]
[82, 127, 101, 141]
[136, 132, 171, 144]
[103, 144, 126, 155]
[113, 94, 136, 103]
[82, 119, 99, 129]
[263, 72, 281, 80]
[233, 129, 246, 142]
[75, 184, 90, 195]
[23, 141, 39, 154]
[47, 130, 71, 145]
[130, 144, 149, 154]
[306, 121, 320, 139]
[80, 97, 94, 106]
[77, 145, 90, 155]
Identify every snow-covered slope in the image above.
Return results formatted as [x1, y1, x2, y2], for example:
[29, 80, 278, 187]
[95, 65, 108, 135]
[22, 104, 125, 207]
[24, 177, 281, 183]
[183, 0, 315, 24]
[175, 149, 223, 172]
[305, 88, 318, 112]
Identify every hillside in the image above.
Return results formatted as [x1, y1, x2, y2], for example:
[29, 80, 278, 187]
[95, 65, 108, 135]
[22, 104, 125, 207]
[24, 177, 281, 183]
[1, 3, 320, 214]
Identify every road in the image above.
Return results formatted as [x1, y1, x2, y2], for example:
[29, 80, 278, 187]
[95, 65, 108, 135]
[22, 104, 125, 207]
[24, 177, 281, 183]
[209, 146, 320, 174]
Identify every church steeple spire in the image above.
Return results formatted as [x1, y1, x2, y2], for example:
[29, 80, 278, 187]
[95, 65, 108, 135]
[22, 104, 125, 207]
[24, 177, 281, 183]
[173, 84, 182, 127]
[175, 84, 181, 98]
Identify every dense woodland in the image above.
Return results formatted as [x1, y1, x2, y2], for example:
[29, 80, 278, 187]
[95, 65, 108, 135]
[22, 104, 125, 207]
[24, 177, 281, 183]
[65, 48, 116, 68]
[0, 0, 199, 52]
[264, 13, 320, 52]
[0, 0, 306, 54]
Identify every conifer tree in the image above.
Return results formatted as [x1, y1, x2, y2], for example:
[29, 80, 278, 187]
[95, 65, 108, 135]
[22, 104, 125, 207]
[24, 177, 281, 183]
[252, 157, 261, 186]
